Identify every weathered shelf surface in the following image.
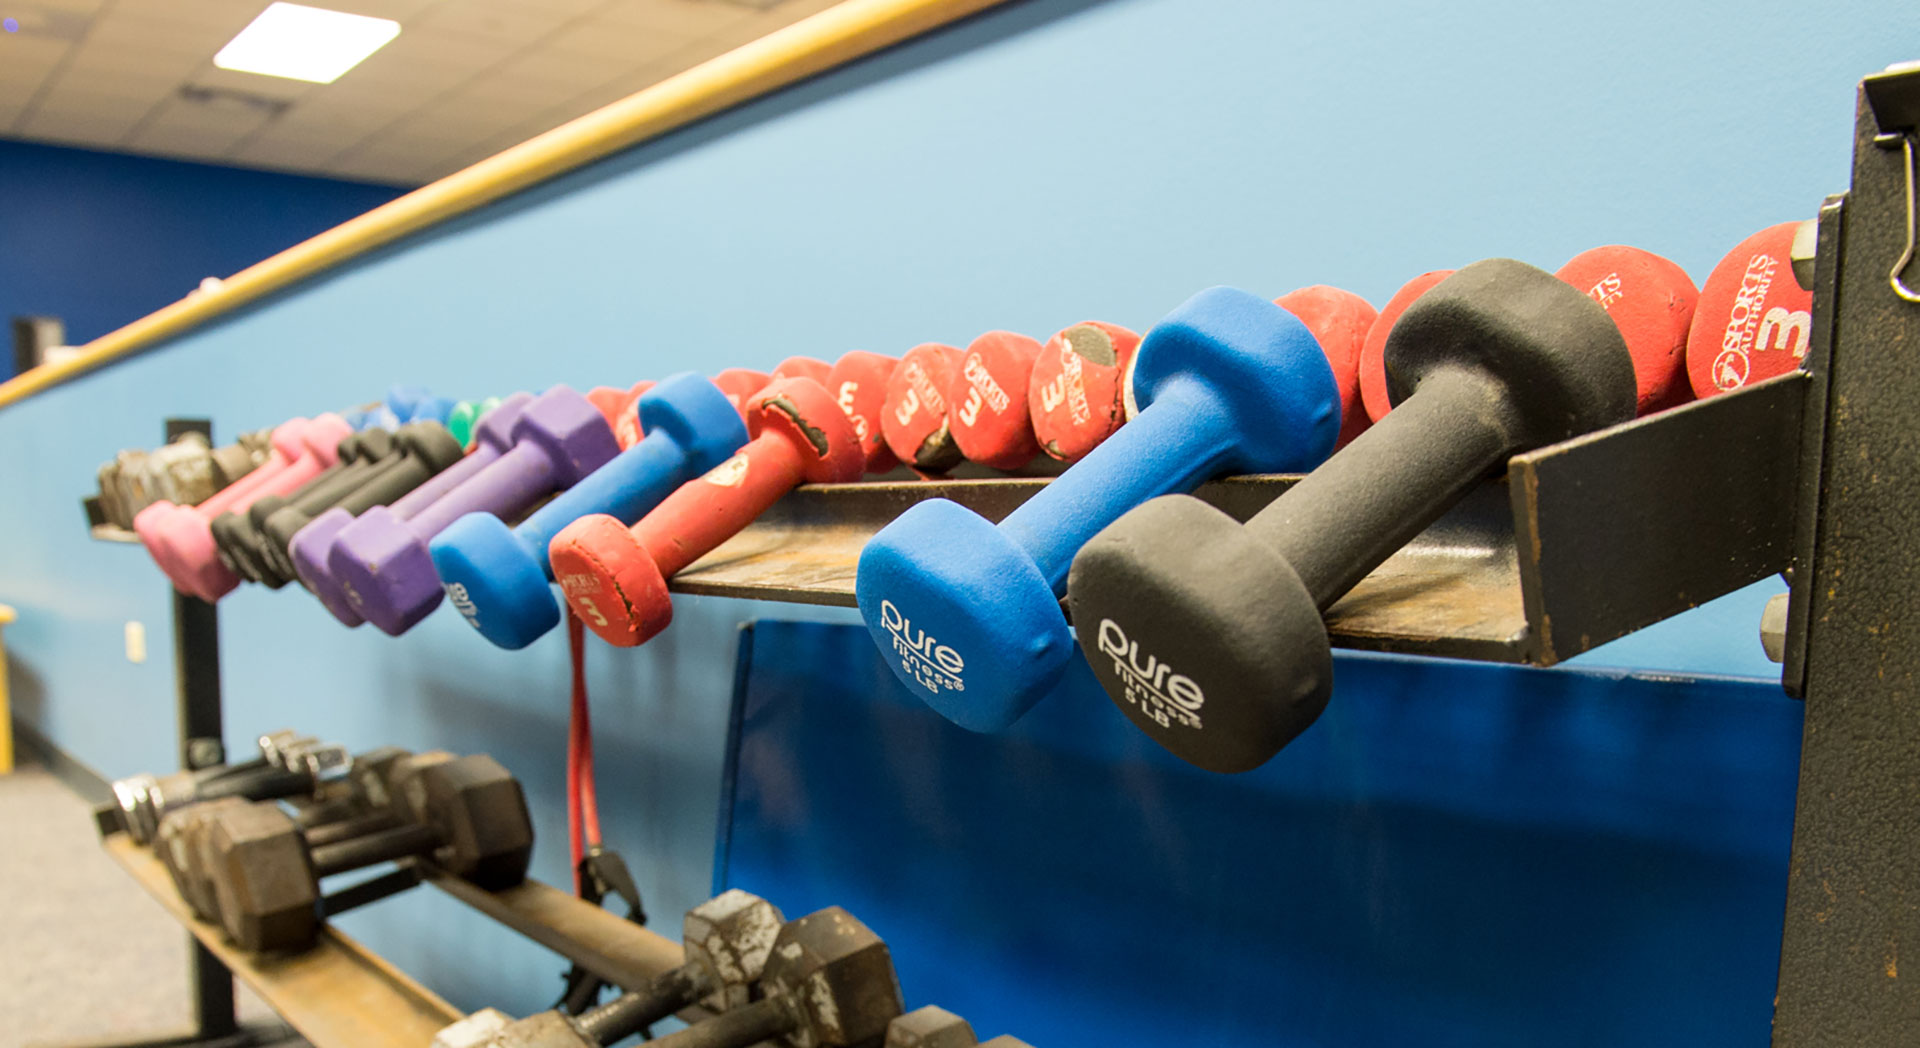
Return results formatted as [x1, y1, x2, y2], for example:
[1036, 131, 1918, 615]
[103, 832, 461, 1048]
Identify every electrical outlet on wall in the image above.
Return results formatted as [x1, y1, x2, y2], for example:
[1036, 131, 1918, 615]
[124, 621, 146, 664]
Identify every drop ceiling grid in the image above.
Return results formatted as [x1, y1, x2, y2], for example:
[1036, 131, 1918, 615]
[1, 0, 823, 185]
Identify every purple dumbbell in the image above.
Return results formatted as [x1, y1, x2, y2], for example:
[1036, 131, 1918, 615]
[292, 394, 535, 626]
[327, 386, 622, 635]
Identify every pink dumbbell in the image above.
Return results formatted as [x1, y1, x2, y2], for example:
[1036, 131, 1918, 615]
[135, 418, 315, 590]
[142, 414, 355, 600]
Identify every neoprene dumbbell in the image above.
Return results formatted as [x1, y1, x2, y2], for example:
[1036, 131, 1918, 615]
[883, 343, 965, 472]
[1358, 269, 1453, 422]
[1028, 321, 1140, 463]
[330, 387, 621, 636]
[293, 395, 534, 627]
[143, 414, 358, 601]
[110, 735, 350, 844]
[1556, 245, 1699, 413]
[1067, 259, 1637, 772]
[205, 753, 531, 951]
[209, 428, 395, 584]
[448, 397, 503, 448]
[134, 419, 313, 583]
[640, 907, 902, 1048]
[828, 351, 900, 473]
[1274, 286, 1377, 449]
[772, 356, 833, 384]
[457, 891, 785, 1048]
[550, 376, 865, 647]
[713, 369, 773, 421]
[1684, 221, 1814, 398]
[429, 374, 748, 649]
[855, 286, 1346, 732]
[253, 422, 465, 588]
[949, 331, 1043, 470]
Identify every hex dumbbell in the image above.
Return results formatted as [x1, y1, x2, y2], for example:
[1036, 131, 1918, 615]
[209, 428, 395, 584]
[460, 891, 785, 1048]
[641, 907, 902, 1048]
[134, 419, 315, 585]
[110, 735, 349, 844]
[855, 286, 1345, 732]
[205, 753, 532, 951]
[712, 369, 773, 421]
[1068, 259, 1638, 772]
[252, 422, 466, 588]
[330, 387, 620, 636]
[293, 394, 534, 627]
[882, 1007, 1037, 1048]
[429, 374, 748, 649]
[550, 376, 865, 647]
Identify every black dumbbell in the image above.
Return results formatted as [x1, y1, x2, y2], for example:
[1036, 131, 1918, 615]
[204, 753, 532, 951]
[1068, 258, 1636, 772]
[110, 732, 349, 844]
[640, 907, 902, 1048]
[252, 421, 465, 588]
[210, 428, 396, 582]
[461, 890, 786, 1048]
[156, 746, 424, 924]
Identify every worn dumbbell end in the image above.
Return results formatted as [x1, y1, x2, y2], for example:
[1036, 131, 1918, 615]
[882, 343, 965, 473]
[156, 796, 251, 921]
[1069, 259, 1635, 772]
[551, 377, 863, 647]
[332, 387, 619, 636]
[646, 907, 902, 1048]
[411, 755, 533, 888]
[433, 1008, 512, 1048]
[886, 1006, 977, 1047]
[829, 352, 901, 474]
[1028, 321, 1139, 463]
[1357, 269, 1453, 421]
[294, 395, 533, 628]
[429, 373, 748, 650]
[206, 803, 320, 952]
[856, 286, 1341, 732]
[949, 331, 1043, 470]
[773, 356, 833, 384]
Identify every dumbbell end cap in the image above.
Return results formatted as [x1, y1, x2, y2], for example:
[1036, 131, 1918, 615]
[856, 499, 1071, 732]
[1069, 496, 1332, 774]
[289, 508, 365, 626]
[430, 513, 560, 649]
[549, 515, 672, 647]
[639, 372, 753, 475]
[329, 507, 442, 635]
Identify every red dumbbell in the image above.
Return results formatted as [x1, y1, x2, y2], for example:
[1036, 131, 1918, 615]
[1358, 270, 1454, 422]
[827, 351, 899, 474]
[1684, 222, 1813, 398]
[949, 331, 1043, 470]
[1028, 321, 1138, 464]
[1274, 286, 1377, 448]
[882, 343, 965, 473]
[549, 377, 866, 646]
[712, 369, 773, 422]
[771, 356, 832, 385]
[1557, 245, 1700, 413]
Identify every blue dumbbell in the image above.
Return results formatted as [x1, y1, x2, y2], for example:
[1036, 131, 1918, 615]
[854, 286, 1343, 732]
[427, 372, 749, 649]
[404, 395, 457, 425]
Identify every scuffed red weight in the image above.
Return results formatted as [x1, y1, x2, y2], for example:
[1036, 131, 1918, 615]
[1273, 286, 1377, 448]
[1358, 270, 1452, 421]
[881, 343, 965, 473]
[949, 331, 1043, 469]
[550, 377, 866, 647]
[712, 369, 772, 421]
[610, 380, 654, 450]
[826, 351, 899, 473]
[771, 356, 832, 385]
[1028, 321, 1139, 463]
[1684, 222, 1814, 398]
[1557, 246, 1699, 413]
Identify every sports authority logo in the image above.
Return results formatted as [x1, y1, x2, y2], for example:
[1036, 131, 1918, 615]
[892, 361, 946, 426]
[557, 571, 611, 628]
[1712, 253, 1812, 391]
[1582, 271, 1624, 310]
[702, 451, 751, 488]
[878, 599, 964, 693]
[1096, 619, 1203, 730]
[955, 354, 1012, 426]
[1036, 342, 1092, 425]
[445, 581, 481, 625]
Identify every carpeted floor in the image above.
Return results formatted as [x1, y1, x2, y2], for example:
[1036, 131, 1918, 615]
[0, 753, 299, 1048]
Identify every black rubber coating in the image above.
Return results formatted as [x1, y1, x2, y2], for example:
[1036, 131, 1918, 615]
[210, 429, 391, 583]
[575, 965, 707, 1045]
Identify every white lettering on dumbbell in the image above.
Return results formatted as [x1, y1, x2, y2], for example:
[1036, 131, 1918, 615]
[557, 573, 611, 628]
[703, 452, 751, 488]
[1583, 271, 1624, 311]
[960, 355, 1011, 422]
[1758, 306, 1811, 359]
[445, 582, 481, 626]
[837, 381, 872, 441]
[1096, 619, 1203, 730]
[878, 599, 964, 693]
[1713, 253, 1780, 391]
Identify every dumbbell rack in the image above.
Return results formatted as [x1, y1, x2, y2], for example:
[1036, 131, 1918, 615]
[82, 67, 1920, 1045]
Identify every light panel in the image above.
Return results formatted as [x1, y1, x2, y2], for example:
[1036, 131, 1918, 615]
[213, 3, 400, 85]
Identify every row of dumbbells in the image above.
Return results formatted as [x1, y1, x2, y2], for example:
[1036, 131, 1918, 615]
[112, 734, 531, 953]
[116, 222, 1814, 778]
[440, 889, 1034, 1048]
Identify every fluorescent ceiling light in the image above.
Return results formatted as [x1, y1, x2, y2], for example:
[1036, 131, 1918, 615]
[213, 3, 399, 84]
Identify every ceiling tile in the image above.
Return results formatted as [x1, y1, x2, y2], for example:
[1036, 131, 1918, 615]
[185, 66, 318, 102]
[108, 0, 268, 31]
[11, 0, 109, 14]
[134, 93, 273, 137]
[488, 43, 636, 94]
[408, 1, 575, 47]
[61, 39, 208, 85]
[44, 60, 184, 100]
[0, 34, 71, 85]
[594, 0, 756, 40]
[85, 12, 235, 55]
[322, 0, 444, 20]
[17, 106, 144, 144]
[321, 152, 429, 185]
[325, 34, 493, 95]
[226, 132, 353, 171]
[536, 16, 694, 66]
[0, 99, 28, 133]
[28, 83, 160, 123]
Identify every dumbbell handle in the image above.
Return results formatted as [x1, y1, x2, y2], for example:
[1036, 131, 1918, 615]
[301, 808, 403, 850]
[631, 433, 804, 580]
[192, 764, 316, 805]
[333, 433, 460, 517]
[574, 963, 710, 1044]
[642, 995, 793, 1048]
[385, 394, 534, 520]
[996, 375, 1243, 593]
[309, 821, 442, 878]
[409, 440, 555, 538]
[516, 430, 700, 580]
[1251, 366, 1514, 607]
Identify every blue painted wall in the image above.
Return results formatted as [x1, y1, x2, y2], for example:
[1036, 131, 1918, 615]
[0, 139, 402, 375]
[0, 0, 1890, 1028]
